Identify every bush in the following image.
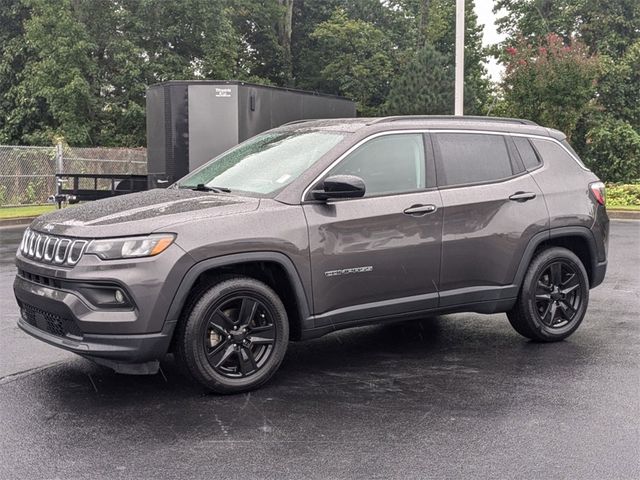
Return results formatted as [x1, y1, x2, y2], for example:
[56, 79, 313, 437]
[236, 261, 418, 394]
[500, 34, 600, 140]
[584, 118, 640, 183]
[606, 184, 640, 208]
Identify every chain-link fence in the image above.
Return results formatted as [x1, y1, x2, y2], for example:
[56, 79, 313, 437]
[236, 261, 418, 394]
[0, 144, 147, 206]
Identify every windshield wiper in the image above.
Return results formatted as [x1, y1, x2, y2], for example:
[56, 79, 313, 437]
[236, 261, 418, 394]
[182, 184, 231, 193]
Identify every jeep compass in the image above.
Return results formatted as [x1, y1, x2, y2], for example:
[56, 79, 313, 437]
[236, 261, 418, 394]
[14, 116, 609, 393]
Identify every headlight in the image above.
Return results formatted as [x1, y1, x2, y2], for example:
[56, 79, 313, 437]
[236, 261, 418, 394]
[85, 234, 176, 260]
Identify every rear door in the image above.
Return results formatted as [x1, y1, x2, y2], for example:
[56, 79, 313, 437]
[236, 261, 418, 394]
[433, 131, 549, 307]
[303, 132, 443, 327]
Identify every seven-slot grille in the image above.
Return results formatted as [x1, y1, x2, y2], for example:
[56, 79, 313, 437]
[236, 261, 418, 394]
[20, 229, 87, 266]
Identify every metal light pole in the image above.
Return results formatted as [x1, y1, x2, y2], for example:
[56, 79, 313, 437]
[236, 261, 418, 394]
[454, 0, 465, 116]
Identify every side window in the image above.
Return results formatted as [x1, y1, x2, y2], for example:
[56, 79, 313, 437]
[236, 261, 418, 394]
[327, 133, 426, 197]
[531, 138, 588, 169]
[434, 133, 514, 186]
[513, 136, 541, 170]
[532, 138, 586, 168]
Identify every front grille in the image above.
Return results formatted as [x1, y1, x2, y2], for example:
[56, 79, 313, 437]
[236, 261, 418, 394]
[20, 302, 83, 338]
[20, 229, 87, 267]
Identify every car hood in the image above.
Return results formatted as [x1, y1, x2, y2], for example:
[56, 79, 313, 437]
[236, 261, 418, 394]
[29, 189, 260, 238]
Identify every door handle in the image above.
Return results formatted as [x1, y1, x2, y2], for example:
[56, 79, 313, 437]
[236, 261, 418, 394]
[403, 204, 437, 216]
[509, 191, 536, 202]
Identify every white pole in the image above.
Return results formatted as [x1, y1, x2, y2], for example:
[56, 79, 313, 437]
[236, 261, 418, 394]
[454, 0, 465, 116]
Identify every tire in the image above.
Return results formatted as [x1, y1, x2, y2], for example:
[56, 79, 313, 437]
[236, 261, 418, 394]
[174, 275, 289, 394]
[507, 247, 589, 342]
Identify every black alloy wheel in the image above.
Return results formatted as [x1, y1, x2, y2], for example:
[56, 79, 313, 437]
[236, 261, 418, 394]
[507, 247, 589, 342]
[203, 295, 276, 378]
[175, 276, 289, 394]
[533, 260, 583, 329]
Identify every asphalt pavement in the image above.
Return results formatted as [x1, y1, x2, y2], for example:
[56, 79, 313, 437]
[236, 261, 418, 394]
[0, 221, 638, 480]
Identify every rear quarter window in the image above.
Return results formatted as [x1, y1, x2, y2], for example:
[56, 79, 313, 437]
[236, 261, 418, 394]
[531, 139, 588, 171]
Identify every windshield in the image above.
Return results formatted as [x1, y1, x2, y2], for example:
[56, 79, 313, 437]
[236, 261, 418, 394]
[175, 130, 346, 196]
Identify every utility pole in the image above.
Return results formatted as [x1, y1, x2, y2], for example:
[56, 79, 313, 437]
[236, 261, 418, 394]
[454, 0, 465, 116]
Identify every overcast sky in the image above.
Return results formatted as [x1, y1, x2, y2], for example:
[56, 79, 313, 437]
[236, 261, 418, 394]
[474, 0, 507, 80]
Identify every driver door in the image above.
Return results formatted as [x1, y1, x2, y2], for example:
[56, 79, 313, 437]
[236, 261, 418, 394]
[303, 133, 443, 328]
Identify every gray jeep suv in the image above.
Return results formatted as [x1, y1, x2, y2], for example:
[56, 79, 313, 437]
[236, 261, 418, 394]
[14, 116, 609, 393]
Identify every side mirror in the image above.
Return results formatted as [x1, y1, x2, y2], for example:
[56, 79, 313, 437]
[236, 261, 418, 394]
[311, 175, 366, 201]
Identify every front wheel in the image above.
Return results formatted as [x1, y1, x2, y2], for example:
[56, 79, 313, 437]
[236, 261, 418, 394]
[508, 247, 589, 342]
[174, 276, 289, 394]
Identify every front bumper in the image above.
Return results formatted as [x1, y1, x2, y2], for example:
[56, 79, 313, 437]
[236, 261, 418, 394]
[13, 241, 195, 371]
[14, 275, 177, 371]
[18, 315, 175, 374]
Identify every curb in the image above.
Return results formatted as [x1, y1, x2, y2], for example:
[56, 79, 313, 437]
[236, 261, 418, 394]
[607, 210, 640, 220]
[0, 217, 34, 228]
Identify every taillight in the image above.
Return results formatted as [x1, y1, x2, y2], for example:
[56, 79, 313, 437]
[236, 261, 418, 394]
[590, 181, 606, 206]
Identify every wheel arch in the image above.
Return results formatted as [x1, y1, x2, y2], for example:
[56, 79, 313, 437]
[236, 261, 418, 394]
[515, 227, 599, 290]
[165, 252, 312, 341]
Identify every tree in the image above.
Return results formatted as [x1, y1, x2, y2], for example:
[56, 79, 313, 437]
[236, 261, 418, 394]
[19, 0, 97, 145]
[0, 0, 38, 144]
[309, 8, 395, 115]
[500, 34, 599, 140]
[229, 0, 293, 85]
[584, 118, 640, 183]
[424, 0, 490, 114]
[383, 45, 453, 115]
[1, 0, 496, 145]
[494, 0, 640, 57]
[598, 40, 640, 131]
[88, 0, 239, 145]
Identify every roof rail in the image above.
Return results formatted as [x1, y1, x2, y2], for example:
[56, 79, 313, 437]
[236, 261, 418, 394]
[368, 115, 539, 126]
[280, 119, 314, 127]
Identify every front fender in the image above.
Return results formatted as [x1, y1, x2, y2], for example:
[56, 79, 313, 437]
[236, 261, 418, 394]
[164, 251, 313, 330]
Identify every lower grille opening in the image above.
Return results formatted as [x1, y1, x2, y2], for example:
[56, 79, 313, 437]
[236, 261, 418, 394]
[20, 302, 83, 338]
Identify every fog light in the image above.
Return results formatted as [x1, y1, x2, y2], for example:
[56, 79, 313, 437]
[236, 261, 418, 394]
[114, 289, 125, 304]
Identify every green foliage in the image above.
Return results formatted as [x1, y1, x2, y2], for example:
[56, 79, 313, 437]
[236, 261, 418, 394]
[598, 40, 640, 130]
[19, 0, 97, 145]
[0, 0, 635, 188]
[228, 0, 291, 84]
[495, 0, 640, 184]
[494, 0, 640, 57]
[384, 45, 453, 115]
[606, 184, 640, 208]
[424, 0, 490, 114]
[584, 118, 640, 184]
[310, 8, 395, 115]
[500, 34, 599, 139]
[23, 180, 37, 204]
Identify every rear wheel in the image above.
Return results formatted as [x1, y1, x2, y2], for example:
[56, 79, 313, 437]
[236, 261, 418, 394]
[508, 247, 589, 342]
[175, 276, 289, 394]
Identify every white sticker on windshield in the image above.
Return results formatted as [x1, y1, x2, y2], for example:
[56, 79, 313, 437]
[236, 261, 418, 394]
[276, 174, 292, 184]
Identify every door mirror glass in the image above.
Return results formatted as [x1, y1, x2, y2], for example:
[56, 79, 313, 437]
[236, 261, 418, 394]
[312, 175, 366, 200]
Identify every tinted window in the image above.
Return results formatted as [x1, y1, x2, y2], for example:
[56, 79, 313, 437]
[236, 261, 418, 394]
[434, 133, 513, 186]
[513, 136, 541, 170]
[328, 133, 425, 197]
[532, 139, 586, 170]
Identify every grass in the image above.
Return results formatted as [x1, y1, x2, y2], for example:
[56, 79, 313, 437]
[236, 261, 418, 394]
[0, 204, 57, 219]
